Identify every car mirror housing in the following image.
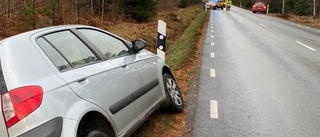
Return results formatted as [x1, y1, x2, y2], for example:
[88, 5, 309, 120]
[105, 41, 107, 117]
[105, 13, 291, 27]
[132, 39, 147, 53]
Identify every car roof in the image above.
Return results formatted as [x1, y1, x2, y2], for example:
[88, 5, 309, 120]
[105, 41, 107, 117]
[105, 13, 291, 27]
[1, 25, 96, 42]
[255, 2, 265, 5]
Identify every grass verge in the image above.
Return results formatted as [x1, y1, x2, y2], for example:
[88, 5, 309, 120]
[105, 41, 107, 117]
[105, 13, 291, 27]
[129, 5, 208, 137]
[166, 9, 207, 71]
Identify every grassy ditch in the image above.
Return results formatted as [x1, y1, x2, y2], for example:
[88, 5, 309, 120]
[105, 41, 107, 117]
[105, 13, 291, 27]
[120, 5, 208, 137]
[166, 9, 207, 71]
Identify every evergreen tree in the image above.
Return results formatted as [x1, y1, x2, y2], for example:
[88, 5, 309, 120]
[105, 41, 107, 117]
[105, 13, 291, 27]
[293, 0, 311, 16]
[122, 0, 158, 22]
[179, 0, 190, 8]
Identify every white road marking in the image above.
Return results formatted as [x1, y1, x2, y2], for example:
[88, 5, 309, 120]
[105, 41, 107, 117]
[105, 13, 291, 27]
[211, 27, 213, 29]
[211, 24, 214, 25]
[210, 69, 215, 77]
[211, 42, 214, 46]
[211, 30, 213, 33]
[211, 35, 214, 38]
[260, 23, 267, 27]
[211, 52, 215, 58]
[295, 41, 317, 51]
[210, 100, 218, 119]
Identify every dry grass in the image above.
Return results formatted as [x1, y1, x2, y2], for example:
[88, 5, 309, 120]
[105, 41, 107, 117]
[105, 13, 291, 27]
[116, 5, 203, 137]
[270, 13, 320, 30]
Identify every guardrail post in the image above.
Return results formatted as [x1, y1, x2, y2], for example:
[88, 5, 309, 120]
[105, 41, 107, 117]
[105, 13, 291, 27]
[267, 5, 269, 14]
[157, 20, 166, 62]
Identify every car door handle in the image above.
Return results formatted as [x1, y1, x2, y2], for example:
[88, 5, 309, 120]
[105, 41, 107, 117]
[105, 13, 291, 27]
[77, 77, 87, 83]
[73, 75, 89, 84]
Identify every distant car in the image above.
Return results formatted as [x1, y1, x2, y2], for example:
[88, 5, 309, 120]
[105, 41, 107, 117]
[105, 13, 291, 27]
[206, 1, 215, 9]
[0, 25, 184, 137]
[214, 1, 225, 10]
[252, 2, 267, 14]
[206, 0, 226, 10]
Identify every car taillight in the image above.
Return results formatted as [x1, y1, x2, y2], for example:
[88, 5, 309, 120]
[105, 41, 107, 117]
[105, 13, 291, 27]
[263, 6, 267, 9]
[253, 5, 256, 8]
[1, 86, 43, 128]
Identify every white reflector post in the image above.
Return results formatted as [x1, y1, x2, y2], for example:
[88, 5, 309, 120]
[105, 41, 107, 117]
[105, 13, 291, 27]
[157, 20, 166, 62]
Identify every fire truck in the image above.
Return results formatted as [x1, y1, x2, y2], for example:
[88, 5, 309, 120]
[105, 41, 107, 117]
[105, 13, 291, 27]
[206, 0, 226, 10]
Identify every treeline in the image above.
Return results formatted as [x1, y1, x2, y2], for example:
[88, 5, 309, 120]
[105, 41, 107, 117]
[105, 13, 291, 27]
[0, 0, 201, 37]
[232, 0, 320, 17]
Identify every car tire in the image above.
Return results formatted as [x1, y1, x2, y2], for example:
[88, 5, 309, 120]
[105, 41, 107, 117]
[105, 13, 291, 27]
[163, 73, 184, 113]
[87, 130, 109, 137]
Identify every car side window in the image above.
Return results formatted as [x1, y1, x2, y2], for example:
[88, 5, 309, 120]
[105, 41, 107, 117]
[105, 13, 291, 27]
[78, 29, 130, 59]
[37, 37, 71, 71]
[37, 30, 99, 71]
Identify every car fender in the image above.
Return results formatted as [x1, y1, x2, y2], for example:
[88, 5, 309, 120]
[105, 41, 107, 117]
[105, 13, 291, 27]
[63, 99, 118, 136]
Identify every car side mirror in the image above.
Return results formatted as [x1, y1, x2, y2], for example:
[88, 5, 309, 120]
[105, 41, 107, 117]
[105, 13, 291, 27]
[132, 39, 147, 53]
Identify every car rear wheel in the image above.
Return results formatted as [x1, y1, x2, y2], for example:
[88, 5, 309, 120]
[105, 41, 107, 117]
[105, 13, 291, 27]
[163, 73, 184, 113]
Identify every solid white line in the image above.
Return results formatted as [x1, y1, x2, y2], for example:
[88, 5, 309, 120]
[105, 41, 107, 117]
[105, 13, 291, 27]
[260, 23, 267, 27]
[295, 41, 317, 51]
[211, 42, 214, 46]
[211, 52, 215, 58]
[210, 69, 215, 77]
[210, 100, 218, 119]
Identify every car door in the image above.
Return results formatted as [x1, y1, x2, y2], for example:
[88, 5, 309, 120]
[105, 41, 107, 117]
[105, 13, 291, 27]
[36, 30, 139, 135]
[77, 28, 163, 119]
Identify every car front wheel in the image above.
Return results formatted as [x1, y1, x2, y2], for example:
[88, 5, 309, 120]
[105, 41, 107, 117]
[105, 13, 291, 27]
[163, 73, 184, 113]
[87, 130, 109, 137]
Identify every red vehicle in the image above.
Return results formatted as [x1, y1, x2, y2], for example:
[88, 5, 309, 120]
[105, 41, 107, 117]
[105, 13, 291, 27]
[252, 2, 267, 14]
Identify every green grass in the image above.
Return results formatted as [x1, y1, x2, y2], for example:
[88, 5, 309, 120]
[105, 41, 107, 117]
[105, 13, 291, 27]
[166, 8, 207, 71]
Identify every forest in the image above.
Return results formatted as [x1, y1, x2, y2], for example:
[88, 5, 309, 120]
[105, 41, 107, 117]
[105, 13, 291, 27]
[0, 0, 319, 39]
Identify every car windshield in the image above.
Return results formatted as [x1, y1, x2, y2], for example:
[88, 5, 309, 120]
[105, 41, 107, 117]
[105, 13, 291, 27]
[255, 2, 265, 6]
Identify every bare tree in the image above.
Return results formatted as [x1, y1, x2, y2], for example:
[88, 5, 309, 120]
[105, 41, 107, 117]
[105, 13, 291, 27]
[101, 0, 104, 21]
[8, 0, 10, 18]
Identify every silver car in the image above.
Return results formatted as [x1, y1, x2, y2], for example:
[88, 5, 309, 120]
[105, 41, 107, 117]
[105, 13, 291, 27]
[0, 25, 184, 137]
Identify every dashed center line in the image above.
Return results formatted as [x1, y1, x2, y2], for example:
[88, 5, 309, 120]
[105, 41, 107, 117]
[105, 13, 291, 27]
[210, 100, 218, 119]
[210, 69, 215, 77]
[295, 41, 316, 51]
[211, 42, 214, 46]
[211, 35, 214, 38]
[260, 23, 267, 27]
[211, 52, 215, 58]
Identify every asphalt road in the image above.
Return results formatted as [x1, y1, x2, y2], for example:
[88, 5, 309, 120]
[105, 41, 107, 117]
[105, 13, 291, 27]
[192, 6, 320, 137]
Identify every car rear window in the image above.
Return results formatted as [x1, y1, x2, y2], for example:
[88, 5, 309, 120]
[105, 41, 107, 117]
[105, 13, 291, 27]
[255, 2, 265, 6]
[0, 62, 8, 94]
